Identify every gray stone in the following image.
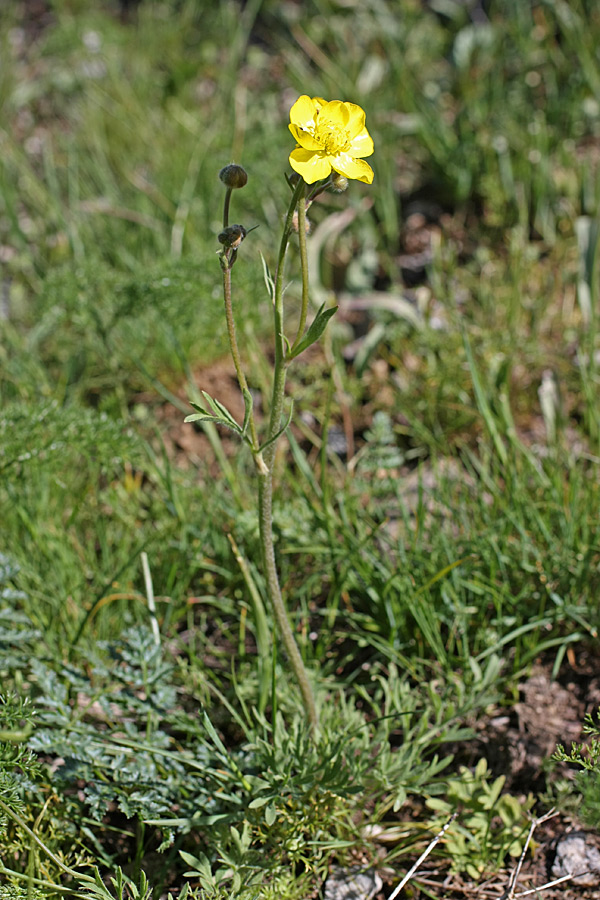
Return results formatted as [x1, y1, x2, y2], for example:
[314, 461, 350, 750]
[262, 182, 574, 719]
[323, 867, 383, 900]
[551, 832, 600, 887]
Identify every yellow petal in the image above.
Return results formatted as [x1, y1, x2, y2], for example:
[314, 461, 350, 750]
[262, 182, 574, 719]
[319, 100, 350, 128]
[344, 102, 366, 139]
[288, 123, 322, 151]
[289, 148, 332, 184]
[289, 95, 318, 131]
[349, 127, 374, 159]
[312, 97, 326, 109]
[331, 153, 374, 184]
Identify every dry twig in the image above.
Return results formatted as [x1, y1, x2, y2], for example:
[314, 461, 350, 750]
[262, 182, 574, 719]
[514, 871, 589, 897]
[502, 808, 558, 899]
[501, 808, 590, 899]
[388, 813, 458, 900]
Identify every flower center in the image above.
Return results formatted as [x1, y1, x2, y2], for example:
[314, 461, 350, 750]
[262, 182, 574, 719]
[314, 116, 350, 155]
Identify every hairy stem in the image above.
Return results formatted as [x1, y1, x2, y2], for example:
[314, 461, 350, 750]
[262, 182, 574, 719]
[223, 187, 232, 228]
[258, 469, 318, 735]
[221, 255, 259, 452]
[263, 179, 303, 463]
[291, 183, 310, 354]
[259, 177, 319, 736]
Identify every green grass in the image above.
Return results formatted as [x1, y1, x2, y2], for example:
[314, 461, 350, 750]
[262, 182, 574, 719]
[1, 0, 600, 896]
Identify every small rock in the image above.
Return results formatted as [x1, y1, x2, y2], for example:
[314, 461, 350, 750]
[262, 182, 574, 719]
[552, 832, 600, 887]
[323, 866, 383, 900]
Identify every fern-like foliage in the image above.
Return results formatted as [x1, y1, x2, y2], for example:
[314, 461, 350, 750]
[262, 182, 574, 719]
[0, 402, 143, 478]
[554, 710, 600, 826]
[0, 693, 41, 833]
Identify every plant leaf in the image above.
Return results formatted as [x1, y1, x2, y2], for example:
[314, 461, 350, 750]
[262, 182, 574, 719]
[258, 403, 294, 455]
[184, 391, 243, 436]
[265, 803, 277, 826]
[260, 251, 274, 300]
[242, 388, 253, 437]
[288, 304, 338, 359]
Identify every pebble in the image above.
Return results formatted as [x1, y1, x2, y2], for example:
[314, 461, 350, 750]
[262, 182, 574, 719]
[552, 832, 600, 887]
[323, 867, 383, 900]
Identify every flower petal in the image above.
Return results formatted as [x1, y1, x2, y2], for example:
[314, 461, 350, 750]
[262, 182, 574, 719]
[318, 100, 349, 128]
[349, 126, 374, 159]
[289, 95, 318, 131]
[288, 123, 322, 151]
[344, 102, 366, 139]
[331, 153, 374, 184]
[289, 147, 333, 184]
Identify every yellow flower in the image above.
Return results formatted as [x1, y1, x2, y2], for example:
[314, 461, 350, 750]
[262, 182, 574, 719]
[288, 95, 374, 185]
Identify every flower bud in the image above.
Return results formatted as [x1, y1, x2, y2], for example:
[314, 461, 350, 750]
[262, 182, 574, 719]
[330, 173, 349, 193]
[292, 210, 311, 235]
[219, 164, 248, 189]
[218, 224, 247, 249]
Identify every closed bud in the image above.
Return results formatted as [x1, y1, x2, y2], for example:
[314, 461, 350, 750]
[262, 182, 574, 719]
[331, 173, 349, 193]
[219, 164, 248, 189]
[218, 224, 247, 249]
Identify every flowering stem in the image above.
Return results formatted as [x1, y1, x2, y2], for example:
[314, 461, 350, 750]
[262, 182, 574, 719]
[258, 470, 318, 736]
[220, 254, 259, 452]
[223, 187, 232, 228]
[220, 189, 259, 453]
[307, 177, 332, 205]
[291, 183, 310, 354]
[258, 177, 319, 737]
[264, 178, 304, 461]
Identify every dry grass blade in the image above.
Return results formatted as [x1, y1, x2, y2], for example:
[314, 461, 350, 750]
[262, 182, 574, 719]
[141, 551, 161, 647]
[388, 813, 459, 900]
[502, 809, 558, 899]
[513, 871, 590, 897]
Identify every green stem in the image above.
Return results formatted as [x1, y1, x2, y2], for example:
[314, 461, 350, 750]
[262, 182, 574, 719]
[258, 177, 319, 737]
[264, 178, 304, 462]
[0, 795, 94, 885]
[291, 182, 309, 354]
[223, 187, 232, 228]
[228, 532, 270, 712]
[221, 256, 259, 452]
[0, 863, 79, 895]
[258, 470, 318, 736]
